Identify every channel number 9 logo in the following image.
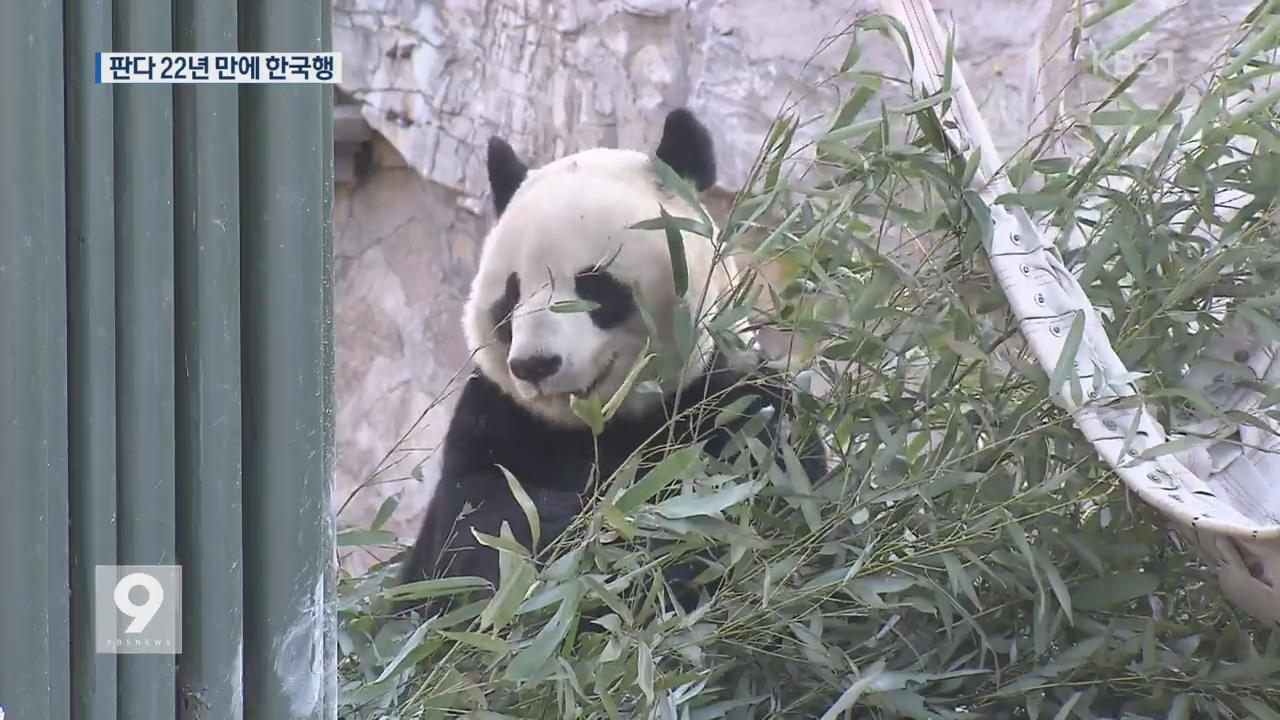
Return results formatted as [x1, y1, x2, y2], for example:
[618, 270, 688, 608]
[114, 571, 165, 633]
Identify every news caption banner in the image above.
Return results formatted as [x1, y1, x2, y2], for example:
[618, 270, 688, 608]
[94, 565, 183, 654]
[96, 52, 342, 84]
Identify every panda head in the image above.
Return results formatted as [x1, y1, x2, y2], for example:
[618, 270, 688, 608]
[462, 109, 740, 428]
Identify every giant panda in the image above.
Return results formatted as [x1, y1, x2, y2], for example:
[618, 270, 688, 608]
[394, 108, 827, 618]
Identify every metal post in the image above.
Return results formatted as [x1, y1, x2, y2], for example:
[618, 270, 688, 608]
[320, 7, 339, 714]
[2, 4, 337, 718]
[174, 0, 244, 718]
[239, 1, 336, 717]
[65, 0, 119, 718]
[113, 0, 177, 715]
[0, 2, 70, 719]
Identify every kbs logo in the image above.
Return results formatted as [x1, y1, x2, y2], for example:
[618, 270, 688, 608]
[94, 565, 182, 654]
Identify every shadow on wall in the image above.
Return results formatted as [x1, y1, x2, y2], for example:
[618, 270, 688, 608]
[334, 132, 487, 576]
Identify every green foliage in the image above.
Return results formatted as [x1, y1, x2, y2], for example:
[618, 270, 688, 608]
[335, 6, 1280, 718]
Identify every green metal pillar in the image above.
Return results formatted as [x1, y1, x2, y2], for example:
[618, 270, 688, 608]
[320, 7, 339, 715]
[174, 0, 244, 718]
[2, 3, 335, 718]
[113, 0, 177, 715]
[0, 1, 70, 719]
[65, 0, 119, 718]
[240, 1, 336, 718]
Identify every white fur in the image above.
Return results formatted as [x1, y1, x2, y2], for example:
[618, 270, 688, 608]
[462, 147, 739, 427]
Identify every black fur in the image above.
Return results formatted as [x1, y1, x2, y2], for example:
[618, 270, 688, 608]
[489, 272, 520, 345]
[573, 267, 634, 329]
[394, 354, 827, 618]
[655, 108, 716, 191]
[486, 137, 528, 216]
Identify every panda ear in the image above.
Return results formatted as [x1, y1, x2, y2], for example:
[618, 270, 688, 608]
[655, 108, 716, 192]
[487, 136, 528, 216]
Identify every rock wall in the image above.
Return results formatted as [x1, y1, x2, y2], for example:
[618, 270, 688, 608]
[331, 0, 1254, 574]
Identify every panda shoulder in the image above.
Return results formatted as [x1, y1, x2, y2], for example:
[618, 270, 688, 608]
[448, 370, 528, 436]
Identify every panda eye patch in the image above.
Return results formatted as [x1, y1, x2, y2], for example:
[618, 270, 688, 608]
[490, 272, 520, 344]
[574, 267, 633, 329]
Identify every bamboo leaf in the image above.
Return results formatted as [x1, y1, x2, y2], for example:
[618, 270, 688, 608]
[1072, 573, 1158, 610]
[660, 204, 689, 297]
[819, 659, 887, 720]
[615, 446, 701, 513]
[651, 479, 764, 519]
[504, 583, 583, 681]
[1048, 311, 1086, 399]
[497, 464, 541, 551]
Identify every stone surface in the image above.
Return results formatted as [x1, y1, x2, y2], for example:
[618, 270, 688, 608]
[331, 0, 1255, 574]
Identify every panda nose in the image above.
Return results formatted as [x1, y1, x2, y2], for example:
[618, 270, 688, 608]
[509, 354, 562, 383]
